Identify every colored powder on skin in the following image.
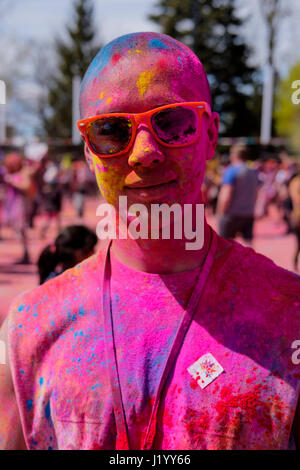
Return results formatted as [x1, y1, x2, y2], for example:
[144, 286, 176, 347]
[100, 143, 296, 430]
[148, 39, 169, 50]
[111, 53, 121, 65]
[136, 70, 154, 97]
[93, 43, 113, 74]
[45, 401, 51, 420]
[26, 399, 33, 411]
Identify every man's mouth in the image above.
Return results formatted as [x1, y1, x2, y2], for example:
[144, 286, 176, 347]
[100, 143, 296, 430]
[124, 179, 177, 189]
[123, 179, 178, 201]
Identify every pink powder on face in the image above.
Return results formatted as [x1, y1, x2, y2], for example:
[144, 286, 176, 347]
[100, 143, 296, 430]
[80, 33, 218, 224]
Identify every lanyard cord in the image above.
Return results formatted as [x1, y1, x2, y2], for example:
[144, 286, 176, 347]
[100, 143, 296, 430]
[102, 228, 218, 450]
[102, 240, 131, 450]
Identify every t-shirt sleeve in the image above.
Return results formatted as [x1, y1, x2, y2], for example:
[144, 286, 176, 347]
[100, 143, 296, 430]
[222, 166, 239, 185]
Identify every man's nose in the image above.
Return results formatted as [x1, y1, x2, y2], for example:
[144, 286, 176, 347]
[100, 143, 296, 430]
[128, 126, 165, 168]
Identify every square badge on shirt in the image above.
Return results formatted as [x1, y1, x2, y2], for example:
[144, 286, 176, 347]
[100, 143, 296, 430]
[187, 352, 224, 389]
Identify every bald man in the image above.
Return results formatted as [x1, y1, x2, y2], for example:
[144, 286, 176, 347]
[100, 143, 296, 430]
[0, 32, 299, 450]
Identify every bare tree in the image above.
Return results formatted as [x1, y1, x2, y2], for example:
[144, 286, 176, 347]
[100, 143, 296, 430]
[259, 0, 289, 68]
[258, 0, 290, 143]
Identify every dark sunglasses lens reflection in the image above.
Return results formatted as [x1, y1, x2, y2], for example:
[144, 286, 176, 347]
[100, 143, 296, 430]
[151, 107, 198, 145]
[87, 117, 132, 155]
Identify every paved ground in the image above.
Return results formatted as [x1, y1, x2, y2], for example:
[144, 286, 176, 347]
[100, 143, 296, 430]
[0, 198, 298, 325]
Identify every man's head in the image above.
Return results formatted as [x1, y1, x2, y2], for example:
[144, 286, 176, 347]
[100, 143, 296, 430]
[79, 32, 219, 209]
[229, 144, 249, 164]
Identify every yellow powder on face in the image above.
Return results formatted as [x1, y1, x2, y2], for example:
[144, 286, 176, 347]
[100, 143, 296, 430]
[135, 49, 142, 53]
[92, 155, 124, 205]
[137, 70, 154, 97]
[106, 97, 112, 104]
[100, 91, 104, 99]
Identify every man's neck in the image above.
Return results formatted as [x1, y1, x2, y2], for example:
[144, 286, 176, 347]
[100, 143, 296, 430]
[110, 219, 212, 274]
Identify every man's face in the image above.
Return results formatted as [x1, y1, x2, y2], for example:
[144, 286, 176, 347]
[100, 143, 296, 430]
[80, 38, 219, 211]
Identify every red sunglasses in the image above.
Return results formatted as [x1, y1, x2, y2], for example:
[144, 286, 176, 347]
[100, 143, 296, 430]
[77, 101, 212, 158]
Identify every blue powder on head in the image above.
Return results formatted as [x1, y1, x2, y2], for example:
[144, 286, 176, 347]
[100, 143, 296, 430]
[148, 39, 169, 50]
[39, 377, 44, 386]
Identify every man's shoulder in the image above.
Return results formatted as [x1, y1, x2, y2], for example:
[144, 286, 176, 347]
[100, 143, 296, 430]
[222, 165, 240, 184]
[217, 238, 300, 303]
[8, 248, 106, 319]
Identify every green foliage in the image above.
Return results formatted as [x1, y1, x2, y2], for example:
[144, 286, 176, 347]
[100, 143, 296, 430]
[149, 0, 261, 136]
[274, 62, 300, 153]
[43, 0, 100, 139]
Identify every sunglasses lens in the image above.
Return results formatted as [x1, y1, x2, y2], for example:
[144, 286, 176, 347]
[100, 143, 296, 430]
[86, 117, 132, 155]
[151, 106, 198, 145]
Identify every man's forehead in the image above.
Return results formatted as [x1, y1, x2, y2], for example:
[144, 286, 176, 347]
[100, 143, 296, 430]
[84, 32, 188, 75]
[80, 32, 211, 117]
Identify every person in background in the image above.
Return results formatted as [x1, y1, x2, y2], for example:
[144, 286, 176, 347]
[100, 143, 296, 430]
[276, 150, 297, 234]
[2, 153, 36, 264]
[255, 155, 281, 219]
[37, 225, 98, 284]
[216, 144, 258, 244]
[39, 162, 63, 239]
[288, 167, 300, 271]
[71, 160, 90, 220]
[28, 155, 48, 229]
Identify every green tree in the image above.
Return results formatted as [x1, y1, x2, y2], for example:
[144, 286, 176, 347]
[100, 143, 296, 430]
[43, 0, 100, 139]
[274, 62, 300, 154]
[149, 0, 260, 137]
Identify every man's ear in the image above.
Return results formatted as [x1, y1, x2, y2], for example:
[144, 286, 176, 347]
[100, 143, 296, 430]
[206, 111, 219, 161]
[84, 143, 95, 173]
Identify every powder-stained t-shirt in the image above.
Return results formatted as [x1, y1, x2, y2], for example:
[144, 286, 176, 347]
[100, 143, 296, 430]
[6, 231, 300, 450]
[110, 250, 202, 449]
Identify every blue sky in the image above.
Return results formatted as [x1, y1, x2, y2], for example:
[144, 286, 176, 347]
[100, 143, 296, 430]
[2, 0, 159, 43]
[2, 0, 299, 71]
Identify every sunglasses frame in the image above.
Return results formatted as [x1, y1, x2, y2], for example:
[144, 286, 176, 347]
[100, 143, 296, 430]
[77, 101, 212, 158]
